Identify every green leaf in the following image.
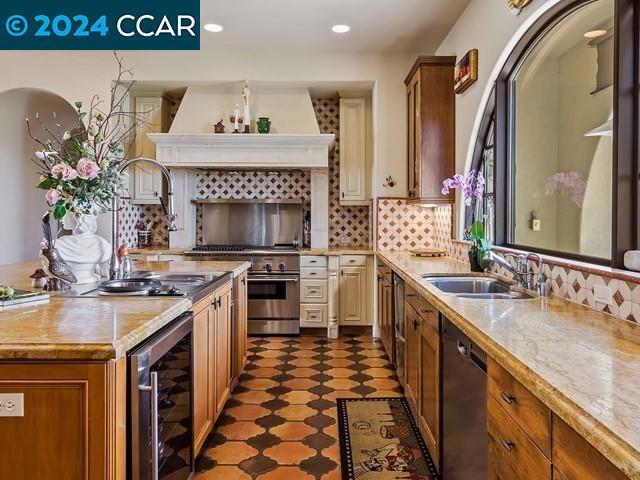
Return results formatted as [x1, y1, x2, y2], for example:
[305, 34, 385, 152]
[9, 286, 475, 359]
[53, 201, 67, 220]
[469, 221, 484, 241]
[36, 178, 54, 190]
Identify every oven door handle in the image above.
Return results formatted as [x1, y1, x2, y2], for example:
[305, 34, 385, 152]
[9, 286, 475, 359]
[248, 277, 299, 283]
[139, 371, 159, 480]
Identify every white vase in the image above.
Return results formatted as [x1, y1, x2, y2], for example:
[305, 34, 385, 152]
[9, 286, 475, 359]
[56, 213, 112, 284]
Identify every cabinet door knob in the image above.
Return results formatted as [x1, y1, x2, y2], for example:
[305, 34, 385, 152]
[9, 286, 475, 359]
[241, 277, 246, 286]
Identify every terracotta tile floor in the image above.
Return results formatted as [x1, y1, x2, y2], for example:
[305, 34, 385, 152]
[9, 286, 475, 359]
[195, 333, 403, 479]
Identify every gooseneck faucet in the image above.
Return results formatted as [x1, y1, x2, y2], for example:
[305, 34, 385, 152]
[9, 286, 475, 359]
[109, 157, 178, 280]
[482, 250, 545, 294]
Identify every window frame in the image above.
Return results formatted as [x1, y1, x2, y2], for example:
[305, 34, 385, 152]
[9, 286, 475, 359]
[490, 0, 639, 268]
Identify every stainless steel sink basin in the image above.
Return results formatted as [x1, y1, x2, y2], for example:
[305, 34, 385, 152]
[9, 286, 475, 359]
[423, 276, 535, 300]
[137, 271, 226, 286]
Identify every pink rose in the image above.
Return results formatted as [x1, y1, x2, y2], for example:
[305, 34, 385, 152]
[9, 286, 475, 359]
[76, 158, 99, 180]
[45, 189, 60, 205]
[50, 163, 78, 181]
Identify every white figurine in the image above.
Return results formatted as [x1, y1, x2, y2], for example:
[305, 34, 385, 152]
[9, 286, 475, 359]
[242, 80, 251, 133]
[56, 213, 112, 284]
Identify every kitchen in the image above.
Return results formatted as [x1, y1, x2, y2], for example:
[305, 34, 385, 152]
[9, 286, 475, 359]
[0, 0, 639, 479]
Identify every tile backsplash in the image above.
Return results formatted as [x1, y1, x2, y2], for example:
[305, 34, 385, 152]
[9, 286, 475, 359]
[120, 97, 372, 249]
[380, 199, 640, 324]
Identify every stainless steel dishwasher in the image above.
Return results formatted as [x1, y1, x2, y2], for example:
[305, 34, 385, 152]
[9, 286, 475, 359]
[442, 316, 487, 479]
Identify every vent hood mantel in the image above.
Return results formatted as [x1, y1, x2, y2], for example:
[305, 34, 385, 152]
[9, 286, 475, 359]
[148, 133, 335, 169]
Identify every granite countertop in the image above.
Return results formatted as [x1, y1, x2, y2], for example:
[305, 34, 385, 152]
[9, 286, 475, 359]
[0, 260, 251, 361]
[377, 251, 640, 479]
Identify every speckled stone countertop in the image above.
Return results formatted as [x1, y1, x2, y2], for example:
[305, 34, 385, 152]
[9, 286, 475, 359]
[0, 260, 250, 361]
[377, 251, 640, 479]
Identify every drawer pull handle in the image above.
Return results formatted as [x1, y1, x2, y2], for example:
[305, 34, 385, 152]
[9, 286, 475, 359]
[500, 438, 515, 452]
[349, 259, 356, 263]
[421, 309, 432, 314]
[500, 392, 516, 405]
[310, 260, 317, 263]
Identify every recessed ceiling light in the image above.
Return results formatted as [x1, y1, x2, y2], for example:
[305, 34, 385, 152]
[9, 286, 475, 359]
[204, 23, 224, 33]
[584, 29, 607, 39]
[332, 24, 351, 34]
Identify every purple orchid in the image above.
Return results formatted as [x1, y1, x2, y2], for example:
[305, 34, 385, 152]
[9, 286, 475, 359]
[442, 170, 484, 206]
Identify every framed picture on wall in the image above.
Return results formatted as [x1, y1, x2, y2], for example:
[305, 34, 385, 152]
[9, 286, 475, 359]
[454, 49, 478, 94]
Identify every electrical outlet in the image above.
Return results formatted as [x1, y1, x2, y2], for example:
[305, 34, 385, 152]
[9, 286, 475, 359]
[0, 393, 24, 417]
[594, 284, 613, 305]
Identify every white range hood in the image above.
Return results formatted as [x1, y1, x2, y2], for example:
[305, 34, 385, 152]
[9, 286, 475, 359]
[147, 83, 334, 250]
[148, 133, 334, 169]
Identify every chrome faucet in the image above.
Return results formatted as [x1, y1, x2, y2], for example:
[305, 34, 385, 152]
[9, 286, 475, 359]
[482, 250, 545, 294]
[109, 157, 178, 279]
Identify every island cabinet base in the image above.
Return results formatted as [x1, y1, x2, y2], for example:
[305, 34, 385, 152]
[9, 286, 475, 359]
[0, 359, 127, 480]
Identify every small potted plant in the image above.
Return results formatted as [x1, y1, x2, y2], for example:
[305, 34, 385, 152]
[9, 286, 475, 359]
[442, 170, 491, 272]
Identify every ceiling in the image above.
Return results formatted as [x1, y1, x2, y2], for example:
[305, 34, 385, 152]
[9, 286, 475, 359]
[199, 0, 471, 53]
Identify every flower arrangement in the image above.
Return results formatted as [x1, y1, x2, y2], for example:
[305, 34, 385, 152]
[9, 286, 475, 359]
[29, 53, 147, 220]
[543, 171, 586, 207]
[442, 170, 491, 270]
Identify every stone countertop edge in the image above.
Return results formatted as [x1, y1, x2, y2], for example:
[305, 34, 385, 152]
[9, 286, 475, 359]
[377, 251, 640, 479]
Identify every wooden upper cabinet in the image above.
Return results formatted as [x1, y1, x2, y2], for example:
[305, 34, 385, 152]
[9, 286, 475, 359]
[405, 56, 456, 204]
[339, 98, 368, 205]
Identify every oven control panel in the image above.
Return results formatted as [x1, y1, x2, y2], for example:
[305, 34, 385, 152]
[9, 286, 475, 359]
[251, 255, 299, 273]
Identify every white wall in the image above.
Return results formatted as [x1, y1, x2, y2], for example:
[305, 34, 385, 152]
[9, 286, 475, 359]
[435, 0, 563, 235]
[0, 50, 414, 239]
[0, 89, 78, 265]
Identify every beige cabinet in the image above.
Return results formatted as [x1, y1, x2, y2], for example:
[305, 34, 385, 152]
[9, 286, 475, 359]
[339, 98, 368, 205]
[339, 265, 367, 325]
[130, 95, 170, 204]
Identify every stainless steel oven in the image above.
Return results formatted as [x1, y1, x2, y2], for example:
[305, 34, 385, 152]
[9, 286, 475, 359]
[247, 273, 300, 335]
[128, 312, 194, 480]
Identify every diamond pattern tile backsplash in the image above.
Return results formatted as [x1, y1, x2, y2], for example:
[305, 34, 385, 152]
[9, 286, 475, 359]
[120, 97, 371, 248]
[118, 202, 169, 247]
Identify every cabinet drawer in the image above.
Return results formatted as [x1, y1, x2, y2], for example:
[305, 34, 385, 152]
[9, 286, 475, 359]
[300, 279, 328, 303]
[340, 255, 367, 266]
[552, 415, 628, 480]
[301, 256, 327, 267]
[406, 286, 437, 325]
[300, 304, 327, 327]
[301, 267, 328, 279]
[487, 396, 551, 480]
[487, 359, 551, 457]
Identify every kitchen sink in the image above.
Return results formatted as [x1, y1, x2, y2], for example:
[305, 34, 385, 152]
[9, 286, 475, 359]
[423, 276, 535, 300]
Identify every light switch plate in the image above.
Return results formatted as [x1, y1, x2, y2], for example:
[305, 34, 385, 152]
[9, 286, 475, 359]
[0, 393, 24, 417]
[594, 284, 613, 305]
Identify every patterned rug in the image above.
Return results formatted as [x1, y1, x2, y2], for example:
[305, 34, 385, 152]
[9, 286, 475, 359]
[337, 398, 439, 480]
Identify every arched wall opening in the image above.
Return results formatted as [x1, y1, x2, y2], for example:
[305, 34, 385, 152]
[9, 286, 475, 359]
[0, 88, 80, 265]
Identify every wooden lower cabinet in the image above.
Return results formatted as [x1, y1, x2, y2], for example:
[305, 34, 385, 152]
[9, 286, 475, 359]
[339, 265, 368, 325]
[233, 271, 249, 381]
[0, 361, 123, 480]
[193, 300, 213, 456]
[404, 301, 421, 410]
[192, 280, 234, 457]
[214, 283, 233, 416]
[418, 314, 440, 469]
[552, 415, 629, 480]
[376, 263, 393, 358]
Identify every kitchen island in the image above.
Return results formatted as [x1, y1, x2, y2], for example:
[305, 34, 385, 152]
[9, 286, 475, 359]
[0, 260, 250, 480]
[378, 251, 640, 480]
